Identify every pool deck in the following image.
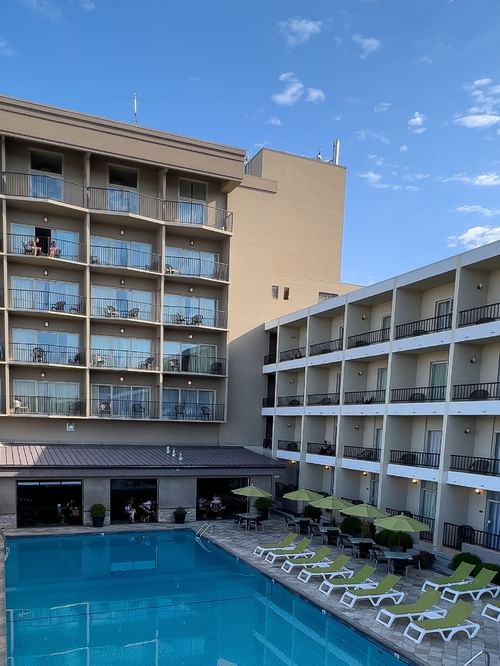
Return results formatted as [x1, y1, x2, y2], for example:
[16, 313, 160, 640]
[1, 520, 499, 666]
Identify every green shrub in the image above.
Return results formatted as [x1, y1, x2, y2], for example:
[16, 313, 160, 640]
[90, 503, 105, 518]
[174, 506, 186, 514]
[387, 531, 413, 551]
[483, 563, 500, 584]
[450, 552, 482, 571]
[303, 505, 322, 522]
[340, 516, 362, 536]
[255, 497, 272, 511]
[374, 529, 391, 547]
[415, 550, 435, 570]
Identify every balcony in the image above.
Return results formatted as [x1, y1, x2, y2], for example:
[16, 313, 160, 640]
[458, 302, 500, 327]
[10, 343, 84, 366]
[163, 354, 226, 375]
[443, 522, 500, 552]
[163, 306, 227, 329]
[161, 402, 224, 421]
[347, 328, 390, 348]
[9, 289, 85, 315]
[450, 455, 500, 475]
[395, 313, 452, 339]
[307, 392, 340, 406]
[279, 346, 306, 362]
[389, 449, 440, 468]
[307, 442, 336, 456]
[90, 245, 160, 272]
[7, 233, 85, 262]
[90, 349, 159, 371]
[310, 338, 343, 356]
[91, 399, 159, 419]
[276, 395, 304, 407]
[91, 298, 158, 322]
[165, 256, 228, 281]
[390, 386, 446, 402]
[343, 446, 381, 461]
[262, 397, 275, 407]
[344, 389, 386, 405]
[1, 171, 85, 206]
[386, 507, 434, 541]
[264, 353, 277, 364]
[277, 440, 300, 452]
[452, 382, 500, 401]
[11, 395, 84, 416]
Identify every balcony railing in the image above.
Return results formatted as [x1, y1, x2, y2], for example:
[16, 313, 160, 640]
[90, 349, 158, 370]
[452, 382, 500, 401]
[389, 449, 440, 468]
[163, 354, 226, 375]
[161, 402, 224, 421]
[344, 389, 386, 405]
[91, 398, 159, 419]
[277, 440, 300, 452]
[443, 521, 500, 552]
[1, 172, 85, 206]
[343, 446, 381, 461]
[386, 507, 434, 541]
[9, 289, 84, 315]
[310, 338, 343, 355]
[10, 343, 84, 366]
[277, 395, 304, 407]
[90, 245, 161, 272]
[450, 455, 500, 475]
[11, 395, 84, 416]
[262, 397, 275, 408]
[458, 302, 500, 327]
[91, 298, 157, 322]
[163, 305, 227, 328]
[395, 313, 452, 339]
[307, 392, 340, 406]
[390, 386, 446, 402]
[8, 233, 85, 262]
[263, 438, 272, 449]
[347, 328, 390, 348]
[264, 353, 277, 364]
[165, 256, 228, 281]
[279, 346, 306, 362]
[307, 442, 336, 456]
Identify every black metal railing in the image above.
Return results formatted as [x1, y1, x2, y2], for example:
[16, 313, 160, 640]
[279, 346, 306, 362]
[10, 343, 84, 366]
[347, 328, 390, 348]
[386, 507, 434, 541]
[165, 255, 228, 281]
[11, 395, 84, 416]
[450, 455, 500, 475]
[264, 352, 277, 364]
[307, 442, 336, 456]
[389, 449, 440, 468]
[344, 389, 386, 405]
[395, 313, 452, 339]
[343, 446, 381, 461]
[90, 398, 159, 419]
[390, 386, 446, 402]
[90, 297, 157, 322]
[262, 397, 275, 407]
[443, 522, 500, 552]
[161, 402, 224, 421]
[277, 440, 300, 452]
[310, 338, 343, 355]
[9, 289, 84, 314]
[163, 354, 226, 375]
[452, 382, 500, 401]
[458, 302, 500, 327]
[8, 233, 84, 262]
[307, 392, 340, 406]
[163, 305, 227, 328]
[90, 348, 158, 370]
[277, 395, 304, 407]
[90, 245, 161, 272]
[1, 171, 85, 206]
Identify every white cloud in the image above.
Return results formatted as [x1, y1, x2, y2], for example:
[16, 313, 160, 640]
[447, 225, 500, 249]
[22, 0, 61, 19]
[271, 72, 304, 106]
[354, 129, 390, 144]
[278, 17, 322, 47]
[454, 114, 500, 128]
[306, 88, 326, 103]
[352, 34, 381, 58]
[455, 78, 500, 130]
[443, 172, 500, 186]
[0, 38, 15, 56]
[471, 78, 492, 88]
[402, 173, 430, 182]
[408, 111, 427, 134]
[374, 102, 391, 113]
[417, 55, 432, 64]
[454, 205, 500, 217]
[360, 170, 419, 191]
[399, 144, 409, 152]
[360, 170, 383, 185]
[368, 154, 384, 166]
[266, 116, 282, 126]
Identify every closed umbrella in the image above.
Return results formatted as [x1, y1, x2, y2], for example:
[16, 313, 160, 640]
[309, 496, 353, 526]
[374, 513, 430, 548]
[284, 488, 323, 517]
[232, 485, 271, 513]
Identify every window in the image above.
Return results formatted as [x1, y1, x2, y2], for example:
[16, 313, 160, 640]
[163, 341, 218, 374]
[162, 387, 215, 419]
[12, 328, 80, 364]
[429, 361, 447, 400]
[91, 236, 152, 270]
[425, 430, 442, 455]
[179, 179, 207, 201]
[166, 246, 220, 279]
[434, 298, 453, 330]
[376, 367, 387, 391]
[29, 150, 63, 200]
[374, 427, 383, 449]
[91, 335, 152, 369]
[107, 165, 138, 213]
[10, 276, 80, 312]
[283, 287, 290, 301]
[381, 315, 391, 341]
[91, 384, 151, 417]
[179, 179, 207, 225]
[318, 292, 338, 303]
[272, 285, 279, 299]
[419, 481, 437, 518]
[108, 165, 138, 189]
[164, 294, 218, 327]
[30, 151, 62, 175]
[13, 380, 79, 415]
[91, 286, 153, 320]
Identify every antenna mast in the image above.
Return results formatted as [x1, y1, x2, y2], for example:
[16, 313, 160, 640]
[132, 93, 138, 125]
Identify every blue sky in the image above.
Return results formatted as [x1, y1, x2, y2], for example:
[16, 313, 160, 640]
[1, 0, 500, 285]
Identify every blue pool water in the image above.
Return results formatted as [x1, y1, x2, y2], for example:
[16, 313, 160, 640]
[5, 530, 411, 665]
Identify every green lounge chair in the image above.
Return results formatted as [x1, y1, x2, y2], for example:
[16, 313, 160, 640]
[319, 564, 376, 597]
[340, 574, 403, 608]
[482, 599, 500, 622]
[421, 562, 475, 591]
[253, 533, 296, 557]
[376, 589, 443, 627]
[281, 546, 332, 574]
[297, 554, 352, 583]
[441, 567, 500, 602]
[403, 600, 480, 645]
[264, 538, 313, 564]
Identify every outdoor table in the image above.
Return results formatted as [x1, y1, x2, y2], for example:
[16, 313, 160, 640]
[320, 526, 340, 545]
[385, 551, 412, 573]
[349, 537, 375, 558]
[236, 512, 259, 529]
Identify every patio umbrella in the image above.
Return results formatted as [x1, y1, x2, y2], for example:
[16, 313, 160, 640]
[232, 485, 271, 513]
[309, 496, 353, 525]
[340, 503, 388, 537]
[374, 513, 430, 548]
[283, 488, 323, 516]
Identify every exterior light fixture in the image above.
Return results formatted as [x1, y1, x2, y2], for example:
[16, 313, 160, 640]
[288, 378, 295, 384]
[362, 471, 368, 477]
[120, 279, 125, 286]
[119, 328, 125, 334]
[189, 240, 195, 246]
[44, 321, 49, 327]
[120, 229, 125, 236]
[290, 334, 296, 339]
[464, 428, 471, 434]
[357, 370, 363, 376]
[474, 488, 482, 495]
[361, 315, 367, 320]
[354, 425, 359, 430]
[119, 376, 124, 382]
[477, 283, 484, 290]
[411, 478, 418, 485]
[470, 357, 477, 364]
[290, 460, 296, 464]
[286, 423, 293, 428]
[187, 380, 192, 386]
[40, 371, 46, 378]
[188, 334, 193, 340]
[43, 216, 48, 223]
[324, 465, 330, 470]
[43, 269, 49, 277]
[188, 287, 194, 293]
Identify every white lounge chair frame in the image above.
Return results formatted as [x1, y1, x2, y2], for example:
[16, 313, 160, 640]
[264, 547, 314, 565]
[253, 538, 296, 558]
[319, 576, 375, 597]
[340, 585, 404, 608]
[403, 617, 480, 645]
[441, 583, 500, 603]
[376, 605, 445, 628]
[297, 562, 353, 583]
[482, 601, 500, 622]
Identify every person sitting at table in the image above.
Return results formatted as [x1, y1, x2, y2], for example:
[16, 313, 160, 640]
[124, 498, 136, 523]
[198, 497, 209, 519]
[210, 495, 225, 519]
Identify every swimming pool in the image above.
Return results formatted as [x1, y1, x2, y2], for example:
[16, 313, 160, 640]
[5, 530, 412, 665]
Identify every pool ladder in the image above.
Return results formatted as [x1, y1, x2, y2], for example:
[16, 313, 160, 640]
[196, 522, 214, 538]
[464, 651, 490, 666]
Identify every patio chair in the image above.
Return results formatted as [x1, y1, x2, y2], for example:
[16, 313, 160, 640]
[319, 565, 376, 597]
[32, 346, 46, 363]
[440, 568, 500, 602]
[482, 599, 500, 622]
[281, 546, 332, 574]
[403, 600, 480, 645]
[67, 401, 82, 416]
[375, 589, 443, 628]
[338, 534, 355, 555]
[105, 305, 118, 317]
[139, 356, 154, 370]
[297, 554, 352, 583]
[175, 312, 186, 324]
[253, 533, 296, 557]
[421, 562, 476, 591]
[200, 405, 211, 420]
[68, 352, 82, 365]
[308, 523, 323, 542]
[340, 574, 403, 608]
[132, 402, 145, 418]
[98, 400, 111, 417]
[128, 307, 140, 319]
[210, 361, 223, 374]
[469, 389, 489, 400]
[51, 301, 66, 312]
[264, 538, 312, 565]
[370, 546, 389, 569]
[191, 314, 204, 325]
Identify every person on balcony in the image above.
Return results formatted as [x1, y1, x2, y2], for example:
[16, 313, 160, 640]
[49, 239, 60, 257]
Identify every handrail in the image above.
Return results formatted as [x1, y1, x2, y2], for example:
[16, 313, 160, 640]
[196, 522, 214, 537]
[464, 651, 490, 666]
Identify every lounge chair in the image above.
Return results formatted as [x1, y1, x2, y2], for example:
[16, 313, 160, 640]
[441, 568, 500, 602]
[375, 589, 443, 628]
[340, 574, 403, 608]
[297, 554, 352, 583]
[281, 546, 332, 574]
[482, 599, 500, 622]
[319, 564, 376, 597]
[403, 600, 480, 645]
[253, 533, 296, 557]
[421, 562, 476, 591]
[264, 538, 312, 565]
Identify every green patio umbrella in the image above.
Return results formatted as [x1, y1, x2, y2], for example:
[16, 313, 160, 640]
[232, 485, 272, 513]
[374, 514, 430, 533]
[309, 496, 353, 526]
[340, 503, 388, 537]
[284, 488, 323, 517]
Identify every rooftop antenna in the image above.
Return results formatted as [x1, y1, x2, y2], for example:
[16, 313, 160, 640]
[132, 92, 138, 125]
[332, 139, 340, 165]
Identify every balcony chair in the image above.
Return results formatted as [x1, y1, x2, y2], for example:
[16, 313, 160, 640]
[288, 398, 300, 406]
[68, 352, 82, 365]
[68, 401, 82, 416]
[191, 314, 204, 325]
[468, 458, 490, 473]
[139, 356, 154, 370]
[357, 449, 375, 461]
[354, 339, 369, 347]
[168, 357, 180, 371]
[14, 398, 28, 414]
[105, 305, 118, 317]
[320, 397, 332, 405]
[23, 241, 35, 255]
[128, 307, 140, 319]
[475, 316, 495, 324]
[132, 402, 145, 418]
[398, 452, 417, 465]
[174, 404, 185, 419]
[409, 392, 426, 402]
[469, 389, 489, 400]
[32, 346, 46, 363]
[165, 263, 179, 275]
[51, 301, 66, 312]
[98, 401, 111, 417]
[362, 395, 375, 404]
[200, 405, 211, 420]
[175, 312, 186, 324]
[210, 361, 223, 374]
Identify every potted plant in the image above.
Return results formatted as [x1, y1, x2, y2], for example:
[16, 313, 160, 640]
[255, 497, 272, 520]
[173, 506, 187, 524]
[90, 503, 106, 528]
